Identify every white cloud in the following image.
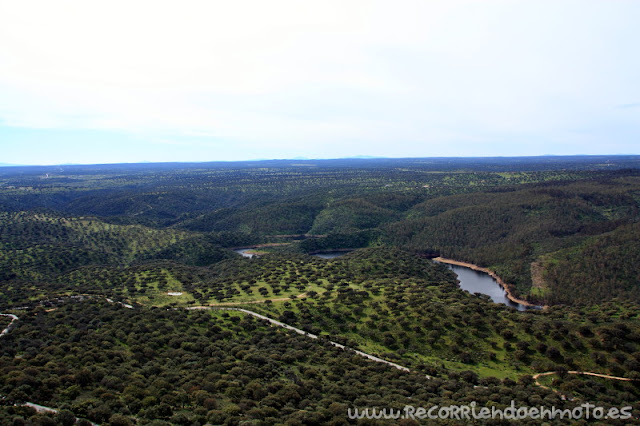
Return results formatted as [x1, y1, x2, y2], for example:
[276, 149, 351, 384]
[1, 0, 639, 158]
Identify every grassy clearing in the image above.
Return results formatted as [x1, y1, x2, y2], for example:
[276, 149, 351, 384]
[126, 269, 196, 307]
[209, 281, 327, 304]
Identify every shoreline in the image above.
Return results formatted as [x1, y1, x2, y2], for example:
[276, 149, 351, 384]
[433, 257, 546, 309]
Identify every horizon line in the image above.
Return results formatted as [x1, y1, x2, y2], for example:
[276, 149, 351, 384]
[2, 153, 640, 168]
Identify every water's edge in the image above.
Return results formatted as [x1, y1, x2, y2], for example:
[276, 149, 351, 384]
[434, 257, 545, 310]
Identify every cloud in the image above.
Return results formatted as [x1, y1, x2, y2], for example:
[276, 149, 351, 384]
[1, 0, 639, 161]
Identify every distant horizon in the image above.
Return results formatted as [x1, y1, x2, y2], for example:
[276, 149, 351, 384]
[2, 153, 640, 168]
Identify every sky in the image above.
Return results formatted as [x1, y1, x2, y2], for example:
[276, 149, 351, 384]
[1, 0, 639, 165]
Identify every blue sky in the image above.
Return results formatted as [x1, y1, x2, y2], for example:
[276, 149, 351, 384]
[1, 0, 639, 165]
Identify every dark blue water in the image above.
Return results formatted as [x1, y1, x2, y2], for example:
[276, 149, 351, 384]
[446, 264, 536, 311]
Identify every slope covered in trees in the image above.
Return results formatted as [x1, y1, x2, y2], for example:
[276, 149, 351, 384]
[382, 175, 640, 302]
[542, 222, 640, 304]
[2, 159, 640, 303]
[1, 159, 639, 304]
[2, 250, 640, 424]
[2, 157, 640, 423]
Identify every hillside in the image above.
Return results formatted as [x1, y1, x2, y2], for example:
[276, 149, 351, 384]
[382, 175, 640, 302]
[542, 222, 640, 304]
[2, 157, 640, 423]
[2, 248, 640, 424]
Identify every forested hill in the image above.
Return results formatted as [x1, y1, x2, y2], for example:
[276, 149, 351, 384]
[382, 174, 640, 304]
[1, 156, 639, 306]
[3, 157, 640, 424]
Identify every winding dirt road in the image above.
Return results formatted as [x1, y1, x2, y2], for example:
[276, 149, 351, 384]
[14, 295, 637, 420]
[534, 370, 636, 385]
[187, 306, 420, 376]
[532, 370, 637, 397]
[1, 297, 422, 423]
[0, 313, 18, 337]
[19, 402, 98, 426]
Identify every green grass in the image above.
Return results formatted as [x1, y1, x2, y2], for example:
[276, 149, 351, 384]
[207, 281, 327, 304]
[126, 269, 196, 307]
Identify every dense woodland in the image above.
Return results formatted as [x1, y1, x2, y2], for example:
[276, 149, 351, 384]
[1, 156, 640, 424]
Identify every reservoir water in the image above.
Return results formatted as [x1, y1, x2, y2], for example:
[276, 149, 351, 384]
[234, 249, 350, 259]
[445, 264, 535, 311]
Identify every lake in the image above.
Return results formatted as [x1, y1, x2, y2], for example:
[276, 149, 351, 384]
[445, 264, 536, 311]
[234, 249, 351, 259]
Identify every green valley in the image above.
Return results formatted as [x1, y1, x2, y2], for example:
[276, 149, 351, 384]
[1, 156, 640, 424]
